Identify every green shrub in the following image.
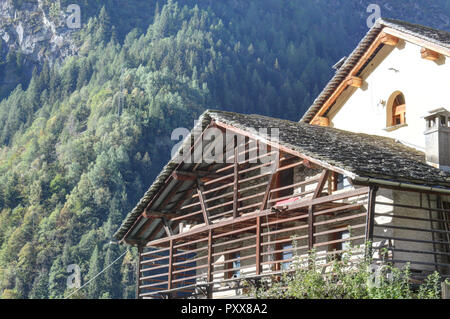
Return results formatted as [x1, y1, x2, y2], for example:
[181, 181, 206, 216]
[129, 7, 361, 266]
[246, 244, 444, 299]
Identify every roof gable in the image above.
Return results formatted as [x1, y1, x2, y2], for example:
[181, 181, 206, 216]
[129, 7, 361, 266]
[301, 18, 450, 124]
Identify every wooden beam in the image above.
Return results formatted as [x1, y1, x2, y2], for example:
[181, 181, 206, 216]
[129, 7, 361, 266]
[214, 121, 355, 178]
[303, 159, 312, 169]
[345, 76, 362, 88]
[135, 217, 156, 240]
[421, 47, 440, 61]
[442, 282, 450, 299]
[146, 187, 369, 247]
[156, 180, 183, 211]
[310, 31, 391, 125]
[233, 136, 239, 218]
[313, 170, 330, 199]
[171, 171, 197, 181]
[364, 186, 378, 259]
[256, 216, 262, 275]
[380, 32, 399, 46]
[308, 205, 314, 251]
[139, 211, 194, 242]
[137, 178, 183, 240]
[383, 27, 450, 57]
[174, 187, 196, 211]
[172, 170, 230, 183]
[197, 180, 211, 226]
[121, 121, 218, 243]
[259, 151, 280, 211]
[310, 116, 329, 127]
[279, 187, 370, 212]
[136, 246, 142, 299]
[142, 209, 177, 219]
[276, 160, 306, 172]
[207, 229, 213, 298]
[168, 240, 173, 290]
[124, 121, 229, 245]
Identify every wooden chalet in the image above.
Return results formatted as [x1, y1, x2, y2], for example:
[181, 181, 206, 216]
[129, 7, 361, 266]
[114, 110, 450, 299]
[115, 18, 450, 299]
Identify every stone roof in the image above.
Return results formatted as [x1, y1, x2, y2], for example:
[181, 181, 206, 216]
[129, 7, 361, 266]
[301, 18, 450, 124]
[114, 110, 450, 241]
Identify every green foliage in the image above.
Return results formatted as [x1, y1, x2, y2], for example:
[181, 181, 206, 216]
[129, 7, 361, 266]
[48, 256, 66, 299]
[1, 289, 21, 299]
[247, 247, 444, 299]
[30, 270, 49, 299]
[417, 272, 444, 299]
[87, 246, 102, 298]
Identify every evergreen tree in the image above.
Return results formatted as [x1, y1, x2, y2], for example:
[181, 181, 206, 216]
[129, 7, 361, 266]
[30, 270, 49, 299]
[48, 257, 66, 299]
[103, 245, 122, 299]
[87, 246, 103, 299]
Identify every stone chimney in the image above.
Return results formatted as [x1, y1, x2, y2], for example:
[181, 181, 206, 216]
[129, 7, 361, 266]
[424, 108, 450, 172]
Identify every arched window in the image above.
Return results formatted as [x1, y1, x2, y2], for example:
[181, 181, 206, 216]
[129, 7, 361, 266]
[387, 91, 406, 127]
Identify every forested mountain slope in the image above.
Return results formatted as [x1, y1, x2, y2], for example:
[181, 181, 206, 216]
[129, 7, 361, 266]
[0, 0, 449, 299]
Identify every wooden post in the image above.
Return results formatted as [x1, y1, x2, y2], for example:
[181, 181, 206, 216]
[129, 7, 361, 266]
[207, 230, 213, 298]
[442, 281, 450, 299]
[308, 205, 314, 251]
[307, 205, 315, 269]
[421, 47, 440, 61]
[233, 136, 239, 218]
[168, 240, 173, 291]
[313, 170, 330, 199]
[256, 215, 262, 275]
[365, 185, 378, 260]
[197, 180, 210, 226]
[427, 194, 439, 271]
[260, 150, 280, 211]
[136, 245, 142, 299]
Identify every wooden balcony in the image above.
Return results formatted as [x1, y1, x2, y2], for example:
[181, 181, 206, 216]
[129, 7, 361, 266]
[124, 119, 450, 299]
[137, 187, 370, 299]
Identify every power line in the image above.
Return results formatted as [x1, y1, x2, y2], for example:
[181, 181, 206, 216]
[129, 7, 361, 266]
[64, 248, 129, 299]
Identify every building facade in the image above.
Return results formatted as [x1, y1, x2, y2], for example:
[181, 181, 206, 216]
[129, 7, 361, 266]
[114, 19, 450, 299]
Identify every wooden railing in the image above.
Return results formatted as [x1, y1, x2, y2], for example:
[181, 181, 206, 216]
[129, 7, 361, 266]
[371, 195, 450, 278]
[137, 187, 369, 298]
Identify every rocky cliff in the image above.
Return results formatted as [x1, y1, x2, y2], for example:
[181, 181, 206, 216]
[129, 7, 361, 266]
[0, 0, 77, 65]
[0, 0, 78, 97]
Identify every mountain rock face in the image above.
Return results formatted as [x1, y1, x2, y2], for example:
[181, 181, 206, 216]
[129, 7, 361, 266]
[0, 0, 77, 66]
[0, 0, 78, 98]
[1, 0, 449, 100]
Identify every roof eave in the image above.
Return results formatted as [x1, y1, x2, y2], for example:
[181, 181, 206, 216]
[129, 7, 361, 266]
[300, 18, 450, 124]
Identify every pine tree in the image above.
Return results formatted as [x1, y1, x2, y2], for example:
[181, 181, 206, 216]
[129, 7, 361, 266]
[96, 6, 112, 43]
[30, 270, 49, 299]
[121, 250, 136, 299]
[48, 256, 66, 299]
[16, 242, 35, 297]
[87, 246, 103, 299]
[103, 245, 122, 299]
